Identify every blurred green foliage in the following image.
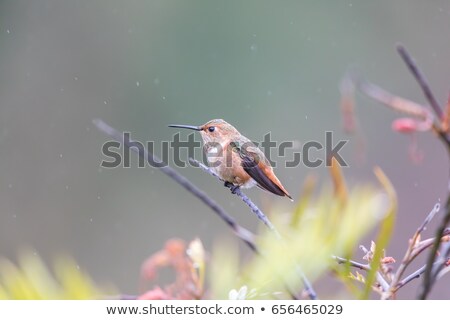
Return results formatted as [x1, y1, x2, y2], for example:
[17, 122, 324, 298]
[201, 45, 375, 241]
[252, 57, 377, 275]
[0, 251, 113, 299]
[210, 166, 396, 299]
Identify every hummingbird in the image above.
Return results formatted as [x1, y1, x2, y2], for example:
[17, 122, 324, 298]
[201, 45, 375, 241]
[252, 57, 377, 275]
[169, 119, 292, 200]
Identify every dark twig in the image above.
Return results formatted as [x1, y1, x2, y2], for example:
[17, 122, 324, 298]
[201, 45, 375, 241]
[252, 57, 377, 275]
[395, 45, 450, 299]
[189, 158, 281, 238]
[396, 44, 444, 121]
[92, 119, 257, 252]
[188, 158, 317, 299]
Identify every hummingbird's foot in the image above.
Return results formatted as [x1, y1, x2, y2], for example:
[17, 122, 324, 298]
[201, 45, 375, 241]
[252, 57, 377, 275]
[224, 181, 240, 194]
[230, 185, 240, 194]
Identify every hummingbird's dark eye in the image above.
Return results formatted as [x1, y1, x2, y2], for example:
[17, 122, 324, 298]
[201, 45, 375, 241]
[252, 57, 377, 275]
[208, 126, 215, 132]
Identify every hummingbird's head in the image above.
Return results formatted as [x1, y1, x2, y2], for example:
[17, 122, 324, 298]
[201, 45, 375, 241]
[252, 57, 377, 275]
[169, 119, 240, 144]
[198, 119, 240, 143]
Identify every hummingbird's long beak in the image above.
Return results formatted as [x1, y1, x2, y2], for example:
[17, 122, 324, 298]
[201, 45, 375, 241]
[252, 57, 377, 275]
[168, 124, 202, 131]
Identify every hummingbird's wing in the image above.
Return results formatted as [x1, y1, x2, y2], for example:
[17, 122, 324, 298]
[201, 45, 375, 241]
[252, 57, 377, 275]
[241, 156, 287, 197]
[231, 141, 291, 198]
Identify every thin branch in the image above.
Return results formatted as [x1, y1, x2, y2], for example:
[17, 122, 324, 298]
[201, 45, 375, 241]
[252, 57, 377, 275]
[189, 158, 280, 238]
[92, 119, 258, 252]
[358, 79, 432, 121]
[332, 255, 389, 293]
[396, 265, 426, 291]
[412, 232, 450, 260]
[417, 203, 441, 235]
[398, 253, 450, 292]
[396, 44, 444, 120]
[333, 256, 369, 271]
[385, 203, 440, 298]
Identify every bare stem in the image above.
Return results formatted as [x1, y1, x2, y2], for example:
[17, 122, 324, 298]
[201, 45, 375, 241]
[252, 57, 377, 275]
[396, 44, 443, 120]
[396, 265, 426, 290]
[92, 119, 258, 251]
[384, 203, 440, 299]
[333, 256, 369, 271]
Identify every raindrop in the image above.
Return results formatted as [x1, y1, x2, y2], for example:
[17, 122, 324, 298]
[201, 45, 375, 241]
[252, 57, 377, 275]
[6, 29, 10, 34]
[153, 78, 160, 85]
[136, 81, 140, 87]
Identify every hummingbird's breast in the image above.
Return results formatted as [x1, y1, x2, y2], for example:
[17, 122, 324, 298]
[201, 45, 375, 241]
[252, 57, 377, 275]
[203, 140, 253, 187]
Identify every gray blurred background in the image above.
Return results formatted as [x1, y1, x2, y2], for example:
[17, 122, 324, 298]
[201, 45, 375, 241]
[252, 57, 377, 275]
[0, 0, 449, 298]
